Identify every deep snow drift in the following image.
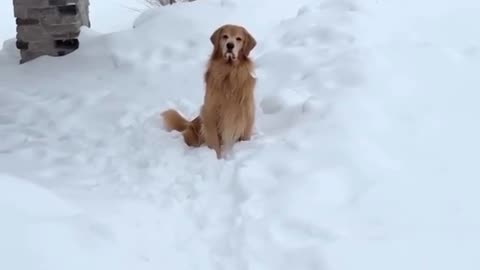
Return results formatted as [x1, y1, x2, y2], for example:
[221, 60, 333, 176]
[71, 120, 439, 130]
[1, 0, 479, 269]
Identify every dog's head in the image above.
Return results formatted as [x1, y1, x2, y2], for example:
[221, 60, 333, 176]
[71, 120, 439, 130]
[210, 24, 256, 63]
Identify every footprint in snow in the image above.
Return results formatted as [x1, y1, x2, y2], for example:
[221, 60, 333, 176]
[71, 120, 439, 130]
[259, 91, 330, 134]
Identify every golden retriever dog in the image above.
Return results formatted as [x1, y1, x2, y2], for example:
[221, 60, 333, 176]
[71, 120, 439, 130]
[161, 24, 257, 159]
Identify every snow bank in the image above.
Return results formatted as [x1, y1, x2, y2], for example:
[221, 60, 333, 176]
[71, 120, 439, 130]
[0, 174, 137, 270]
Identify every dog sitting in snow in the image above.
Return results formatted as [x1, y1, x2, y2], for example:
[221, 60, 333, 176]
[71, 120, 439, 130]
[161, 24, 257, 159]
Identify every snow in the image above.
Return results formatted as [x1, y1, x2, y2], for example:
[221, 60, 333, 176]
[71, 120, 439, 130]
[1, 0, 479, 269]
[89, 0, 147, 33]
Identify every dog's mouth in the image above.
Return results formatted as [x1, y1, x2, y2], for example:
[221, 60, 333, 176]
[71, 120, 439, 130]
[224, 52, 236, 61]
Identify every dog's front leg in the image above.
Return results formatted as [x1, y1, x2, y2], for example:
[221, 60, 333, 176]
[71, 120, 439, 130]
[205, 131, 221, 159]
[239, 124, 253, 141]
[239, 105, 255, 141]
[201, 115, 221, 159]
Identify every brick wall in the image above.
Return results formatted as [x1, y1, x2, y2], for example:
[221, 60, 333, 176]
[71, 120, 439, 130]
[13, 0, 90, 64]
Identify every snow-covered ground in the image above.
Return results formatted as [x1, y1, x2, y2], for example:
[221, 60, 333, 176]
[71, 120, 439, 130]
[1, 0, 479, 269]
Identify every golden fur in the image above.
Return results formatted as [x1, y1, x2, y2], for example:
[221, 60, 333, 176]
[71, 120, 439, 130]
[161, 24, 257, 159]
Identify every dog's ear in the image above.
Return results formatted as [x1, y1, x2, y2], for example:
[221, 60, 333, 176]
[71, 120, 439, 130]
[210, 26, 224, 46]
[242, 29, 257, 57]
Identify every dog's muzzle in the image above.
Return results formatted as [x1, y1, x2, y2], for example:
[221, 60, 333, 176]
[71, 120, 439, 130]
[225, 42, 236, 60]
[225, 51, 235, 61]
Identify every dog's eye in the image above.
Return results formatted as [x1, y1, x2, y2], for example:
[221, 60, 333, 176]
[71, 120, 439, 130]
[236, 37, 242, 41]
[222, 35, 228, 39]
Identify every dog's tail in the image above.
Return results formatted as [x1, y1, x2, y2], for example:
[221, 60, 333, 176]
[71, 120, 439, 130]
[161, 109, 204, 147]
[161, 109, 190, 132]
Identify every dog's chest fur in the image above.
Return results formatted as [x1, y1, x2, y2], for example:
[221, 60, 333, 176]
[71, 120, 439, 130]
[202, 60, 256, 142]
[204, 61, 256, 107]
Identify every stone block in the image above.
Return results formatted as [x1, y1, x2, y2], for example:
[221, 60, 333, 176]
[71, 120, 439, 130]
[16, 40, 29, 50]
[20, 49, 53, 64]
[16, 18, 40, 25]
[13, 6, 28, 18]
[16, 25, 51, 41]
[54, 39, 79, 50]
[13, 0, 50, 8]
[13, 0, 82, 7]
[49, 0, 81, 5]
[24, 7, 58, 19]
[51, 31, 80, 39]
[18, 39, 79, 62]
[23, 40, 56, 52]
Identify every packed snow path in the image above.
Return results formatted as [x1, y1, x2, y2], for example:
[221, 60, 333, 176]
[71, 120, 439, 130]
[1, 0, 479, 269]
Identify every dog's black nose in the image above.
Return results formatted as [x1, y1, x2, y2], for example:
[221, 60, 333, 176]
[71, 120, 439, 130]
[226, 42, 234, 50]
